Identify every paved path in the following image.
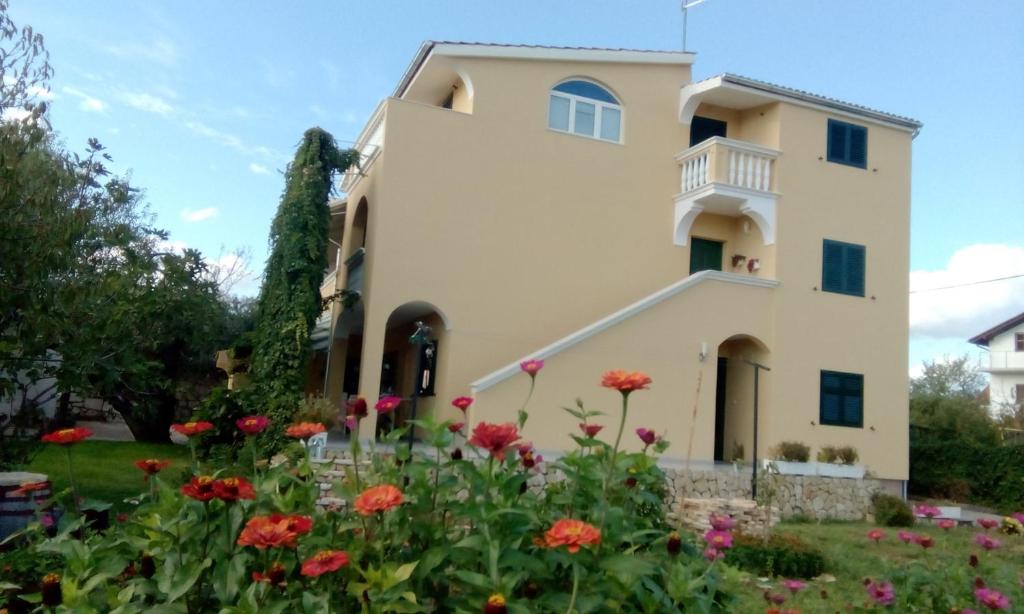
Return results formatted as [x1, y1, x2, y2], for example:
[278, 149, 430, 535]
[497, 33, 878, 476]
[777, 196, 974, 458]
[76, 417, 135, 442]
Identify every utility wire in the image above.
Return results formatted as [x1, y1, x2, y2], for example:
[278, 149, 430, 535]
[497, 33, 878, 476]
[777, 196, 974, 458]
[910, 272, 1024, 293]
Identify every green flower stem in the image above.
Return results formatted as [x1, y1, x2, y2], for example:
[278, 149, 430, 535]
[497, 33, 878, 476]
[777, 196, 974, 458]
[565, 562, 580, 614]
[189, 439, 198, 475]
[430, 444, 442, 512]
[516, 377, 536, 430]
[64, 446, 80, 518]
[598, 392, 630, 541]
[350, 431, 362, 492]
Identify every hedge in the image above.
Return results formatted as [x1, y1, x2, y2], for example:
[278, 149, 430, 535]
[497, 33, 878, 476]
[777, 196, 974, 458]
[909, 432, 1024, 512]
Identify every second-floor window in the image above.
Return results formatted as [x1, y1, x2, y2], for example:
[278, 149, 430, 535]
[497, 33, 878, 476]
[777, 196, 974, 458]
[822, 239, 866, 297]
[827, 118, 868, 168]
[820, 370, 864, 428]
[1016, 332, 1024, 351]
[548, 79, 621, 143]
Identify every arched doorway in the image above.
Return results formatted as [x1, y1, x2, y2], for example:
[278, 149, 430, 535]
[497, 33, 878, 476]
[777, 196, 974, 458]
[376, 302, 450, 439]
[713, 334, 770, 463]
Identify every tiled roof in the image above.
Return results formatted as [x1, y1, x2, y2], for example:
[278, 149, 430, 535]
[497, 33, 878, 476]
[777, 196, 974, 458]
[701, 73, 922, 129]
[429, 40, 690, 55]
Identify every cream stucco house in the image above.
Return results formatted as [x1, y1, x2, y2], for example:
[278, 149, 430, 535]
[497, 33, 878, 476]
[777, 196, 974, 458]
[308, 42, 921, 489]
[970, 311, 1024, 416]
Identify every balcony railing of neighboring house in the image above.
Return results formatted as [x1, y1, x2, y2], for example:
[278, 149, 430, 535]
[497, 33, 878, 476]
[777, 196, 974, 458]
[345, 247, 366, 295]
[672, 137, 781, 247]
[986, 351, 1024, 371]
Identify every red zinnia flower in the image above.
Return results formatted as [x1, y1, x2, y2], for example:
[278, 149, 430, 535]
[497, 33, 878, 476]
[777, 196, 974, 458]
[519, 359, 544, 377]
[977, 518, 999, 531]
[213, 477, 256, 501]
[469, 422, 521, 460]
[448, 422, 464, 434]
[579, 423, 603, 437]
[11, 481, 48, 497]
[300, 550, 350, 577]
[181, 476, 217, 501]
[600, 370, 652, 393]
[252, 561, 287, 586]
[41, 427, 92, 445]
[237, 515, 301, 549]
[170, 421, 214, 438]
[41, 572, 62, 607]
[938, 519, 956, 530]
[867, 528, 885, 542]
[897, 531, 914, 543]
[914, 534, 934, 549]
[544, 519, 601, 553]
[236, 415, 269, 435]
[346, 397, 368, 419]
[285, 422, 325, 440]
[134, 459, 171, 479]
[451, 396, 473, 412]
[636, 428, 657, 446]
[353, 484, 404, 516]
[374, 396, 402, 414]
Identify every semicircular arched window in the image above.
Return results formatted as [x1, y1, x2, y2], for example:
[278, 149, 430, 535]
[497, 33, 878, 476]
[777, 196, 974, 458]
[548, 79, 622, 143]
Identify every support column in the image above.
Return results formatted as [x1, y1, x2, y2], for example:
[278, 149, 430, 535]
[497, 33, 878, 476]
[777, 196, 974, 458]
[356, 311, 387, 445]
[324, 336, 348, 408]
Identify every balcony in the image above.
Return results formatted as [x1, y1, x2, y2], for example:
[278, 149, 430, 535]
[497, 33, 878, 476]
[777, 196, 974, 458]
[345, 248, 365, 295]
[672, 137, 780, 246]
[320, 269, 337, 299]
[985, 351, 1024, 372]
[341, 103, 385, 193]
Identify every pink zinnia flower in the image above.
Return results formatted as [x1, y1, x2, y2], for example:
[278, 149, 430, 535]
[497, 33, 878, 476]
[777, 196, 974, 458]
[519, 359, 544, 377]
[579, 423, 603, 438]
[451, 396, 473, 412]
[763, 592, 786, 605]
[448, 422, 464, 434]
[782, 579, 805, 594]
[865, 581, 894, 606]
[344, 415, 358, 431]
[709, 513, 736, 531]
[703, 529, 733, 549]
[1012, 512, 1024, 524]
[375, 396, 402, 414]
[236, 415, 269, 435]
[867, 529, 886, 542]
[937, 519, 956, 530]
[914, 504, 940, 518]
[974, 533, 1001, 550]
[897, 531, 915, 543]
[977, 518, 999, 531]
[636, 428, 657, 446]
[703, 547, 724, 561]
[974, 587, 1011, 610]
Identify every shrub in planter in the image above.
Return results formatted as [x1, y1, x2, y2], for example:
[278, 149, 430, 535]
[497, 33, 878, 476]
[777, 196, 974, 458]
[724, 532, 827, 578]
[816, 445, 859, 465]
[872, 493, 916, 527]
[774, 441, 810, 463]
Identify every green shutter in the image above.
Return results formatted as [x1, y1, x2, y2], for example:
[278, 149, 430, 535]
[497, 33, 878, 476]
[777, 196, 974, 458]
[690, 238, 723, 274]
[823, 239, 865, 296]
[846, 244, 866, 296]
[827, 119, 847, 162]
[848, 125, 868, 168]
[822, 240, 844, 292]
[827, 119, 868, 168]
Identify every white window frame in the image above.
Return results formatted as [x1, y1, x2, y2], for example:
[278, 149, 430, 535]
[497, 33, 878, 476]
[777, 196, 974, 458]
[547, 88, 623, 144]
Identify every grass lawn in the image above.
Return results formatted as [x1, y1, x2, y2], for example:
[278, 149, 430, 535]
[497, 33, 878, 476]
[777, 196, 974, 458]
[27, 441, 191, 510]
[733, 521, 1024, 612]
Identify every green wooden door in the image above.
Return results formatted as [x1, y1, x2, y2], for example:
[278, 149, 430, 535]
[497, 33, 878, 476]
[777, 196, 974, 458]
[689, 238, 723, 274]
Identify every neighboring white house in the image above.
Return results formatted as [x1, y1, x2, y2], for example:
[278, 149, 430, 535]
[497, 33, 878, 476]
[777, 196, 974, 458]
[969, 311, 1024, 414]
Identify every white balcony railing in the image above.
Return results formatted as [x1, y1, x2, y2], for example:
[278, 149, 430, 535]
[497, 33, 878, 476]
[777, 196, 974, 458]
[676, 137, 779, 195]
[986, 351, 1024, 371]
[341, 103, 386, 192]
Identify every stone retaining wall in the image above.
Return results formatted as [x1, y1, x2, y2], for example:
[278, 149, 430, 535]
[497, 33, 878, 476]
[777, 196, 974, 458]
[313, 453, 885, 521]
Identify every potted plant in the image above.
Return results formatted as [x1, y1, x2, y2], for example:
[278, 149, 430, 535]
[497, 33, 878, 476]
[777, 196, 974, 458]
[815, 445, 864, 478]
[768, 441, 815, 476]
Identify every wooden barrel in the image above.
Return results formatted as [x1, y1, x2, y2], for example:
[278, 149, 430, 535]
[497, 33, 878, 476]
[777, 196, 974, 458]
[0, 472, 51, 540]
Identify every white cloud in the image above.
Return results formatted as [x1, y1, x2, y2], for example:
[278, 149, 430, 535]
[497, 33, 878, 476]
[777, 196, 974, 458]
[181, 207, 219, 222]
[62, 86, 106, 112]
[27, 85, 55, 101]
[121, 92, 175, 116]
[157, 239, 189, 254]
[104, 38, 180, 67]
[0, 107, 32, 123]
[184, 120, 279, 159]
[248, 163, 270, 175]
[910, 243, 1024, 339]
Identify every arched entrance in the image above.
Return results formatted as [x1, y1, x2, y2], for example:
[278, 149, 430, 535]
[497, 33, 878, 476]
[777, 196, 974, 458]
[376, 302, 449, 439]
[713, 334, 770, 463]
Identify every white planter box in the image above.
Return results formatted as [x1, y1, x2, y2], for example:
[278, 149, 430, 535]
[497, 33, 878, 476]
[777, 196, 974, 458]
[770, 460, 817, 476]
[816, 462, 865, 479]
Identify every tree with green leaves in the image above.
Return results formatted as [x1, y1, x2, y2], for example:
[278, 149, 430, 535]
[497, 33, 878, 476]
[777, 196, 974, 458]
[250, 128, 358, 435]
[910, 355, 997, 445]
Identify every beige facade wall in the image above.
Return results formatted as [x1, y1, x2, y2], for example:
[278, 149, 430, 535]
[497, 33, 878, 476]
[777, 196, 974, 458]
[318, 50, 915, 480]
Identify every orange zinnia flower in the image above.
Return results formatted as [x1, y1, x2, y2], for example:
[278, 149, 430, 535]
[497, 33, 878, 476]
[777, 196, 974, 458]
[285, 422, 326, 440]
[40, 427, 92, 445]
[468, 422, 520, 460]
[170, 421, 214, 438]
[600, 370, 652, 393]
[353, 484, 404, 516]
[266, 513, 313, 535]
[181, 475, 217, 501]
[544, 518, 601, 553]
[300, 550, 350, 577]
[11, 481, 48, 497]
[213, 477, 256, 501]
[134, 459, 171, 476]
[237, 515, 300, 549]
[484, 593, 508, 614]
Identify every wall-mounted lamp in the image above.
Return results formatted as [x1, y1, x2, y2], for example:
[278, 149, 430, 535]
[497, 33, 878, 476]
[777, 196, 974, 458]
[699, 341, 708, 362]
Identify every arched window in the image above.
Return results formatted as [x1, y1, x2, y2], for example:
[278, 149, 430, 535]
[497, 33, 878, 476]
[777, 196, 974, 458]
[548, 79, 622, 143]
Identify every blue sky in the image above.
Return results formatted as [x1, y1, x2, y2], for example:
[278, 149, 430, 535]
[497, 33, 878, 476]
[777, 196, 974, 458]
[7, 0, 1024, 375]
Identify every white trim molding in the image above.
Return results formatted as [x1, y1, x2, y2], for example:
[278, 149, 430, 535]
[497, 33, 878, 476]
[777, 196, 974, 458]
[471, 270, 778, 393]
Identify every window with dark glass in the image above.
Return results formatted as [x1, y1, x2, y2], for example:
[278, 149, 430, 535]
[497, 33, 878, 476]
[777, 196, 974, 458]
[827, 119, 867, 168]
[820, 370, 863, 428]
[822, 239, 866, 297]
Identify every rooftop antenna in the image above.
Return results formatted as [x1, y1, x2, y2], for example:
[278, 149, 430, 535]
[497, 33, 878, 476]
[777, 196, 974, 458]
[681, 0, 707, 51]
